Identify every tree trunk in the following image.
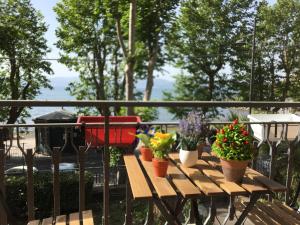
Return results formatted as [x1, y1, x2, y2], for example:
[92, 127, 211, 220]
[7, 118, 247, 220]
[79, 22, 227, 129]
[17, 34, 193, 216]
[125, 0, 137, 115]
[113, 47, 122, 115]
[270, 57, 275, 101]
[281, 49, 291, 101]
[143, 48, 158, 101]
[7, 55, 21, 124]
[208, 74, 215, 100]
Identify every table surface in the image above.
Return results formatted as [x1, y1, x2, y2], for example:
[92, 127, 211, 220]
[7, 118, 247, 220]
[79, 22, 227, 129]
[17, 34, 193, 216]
[123, 152, 287, 225]
[124, 152, 286, 201]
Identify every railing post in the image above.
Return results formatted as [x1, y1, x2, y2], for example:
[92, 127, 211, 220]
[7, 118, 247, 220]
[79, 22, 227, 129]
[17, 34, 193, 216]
[285, 143, 294, 204]
[26, 149, 35, 221]
[103, 107, 110, 225]
[0, 148, 7, 225]
[78, 146, 86, 214]
[52, 147, 61, 217]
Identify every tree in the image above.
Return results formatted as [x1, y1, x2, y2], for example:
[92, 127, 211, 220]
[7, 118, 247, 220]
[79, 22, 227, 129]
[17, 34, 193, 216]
[136, 0, 179, 101]
[231, 0, 300, 105]
[0, 0, 52, 124]
[55, 0, 122, 115]
[164, 0, 254, 117]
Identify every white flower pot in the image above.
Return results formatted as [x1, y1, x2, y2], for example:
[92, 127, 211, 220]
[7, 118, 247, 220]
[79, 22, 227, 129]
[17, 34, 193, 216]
[179, 149, 198, 167]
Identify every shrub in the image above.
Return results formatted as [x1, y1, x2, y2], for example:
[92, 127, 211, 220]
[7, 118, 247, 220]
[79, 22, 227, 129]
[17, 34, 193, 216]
[5, 171, 94, 219]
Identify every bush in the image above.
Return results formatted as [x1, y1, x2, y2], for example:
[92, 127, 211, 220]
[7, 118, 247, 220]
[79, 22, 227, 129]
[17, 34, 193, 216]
[5, 171, 94, 219]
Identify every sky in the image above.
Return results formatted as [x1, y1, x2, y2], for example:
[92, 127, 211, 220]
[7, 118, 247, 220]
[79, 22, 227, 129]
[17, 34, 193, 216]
[31, 0, 277, 80]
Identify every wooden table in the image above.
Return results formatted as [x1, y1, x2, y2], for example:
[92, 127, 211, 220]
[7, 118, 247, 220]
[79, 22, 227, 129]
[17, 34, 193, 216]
[123, 152, 286, 225]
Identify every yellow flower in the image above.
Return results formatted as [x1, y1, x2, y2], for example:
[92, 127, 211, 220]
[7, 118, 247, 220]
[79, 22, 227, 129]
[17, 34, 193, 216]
[155, 132, 171, 139]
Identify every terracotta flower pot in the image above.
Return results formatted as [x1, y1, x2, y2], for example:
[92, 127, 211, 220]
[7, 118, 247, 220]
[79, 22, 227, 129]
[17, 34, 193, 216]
[140, 146, 153, 161]
[220, 159, 250, 183]
[197, 143, 206, 158]
[152, 158, 168, 177]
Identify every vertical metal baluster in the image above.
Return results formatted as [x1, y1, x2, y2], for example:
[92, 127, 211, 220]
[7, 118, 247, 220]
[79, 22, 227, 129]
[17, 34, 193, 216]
[204, 196, 216, 225]
[52, 147, 61, 217]
[285, 142, 293, 204]
[124, 177, 132, 225]
[144, 200, 154, 225]
[103, 107, 110, 225]
[26, 149, 35, 221]
[78, 146, 86, 219]
[0, 148, 7, 225]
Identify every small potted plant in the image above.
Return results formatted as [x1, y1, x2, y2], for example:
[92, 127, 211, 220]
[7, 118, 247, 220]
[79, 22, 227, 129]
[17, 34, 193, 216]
[136, 126, 154, 161]
[211, 119, 253, 183]
[178, 111, 208, 167]
[150, 132, 175, 177]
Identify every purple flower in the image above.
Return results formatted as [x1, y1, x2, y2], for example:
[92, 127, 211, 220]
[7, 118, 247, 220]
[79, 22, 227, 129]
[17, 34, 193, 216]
[178, 111, 208, 150]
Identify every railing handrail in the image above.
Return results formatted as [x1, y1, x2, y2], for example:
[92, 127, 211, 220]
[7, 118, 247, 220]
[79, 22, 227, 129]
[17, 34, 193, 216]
[0, 100, 300, 107]
[1, 121, 300, 128]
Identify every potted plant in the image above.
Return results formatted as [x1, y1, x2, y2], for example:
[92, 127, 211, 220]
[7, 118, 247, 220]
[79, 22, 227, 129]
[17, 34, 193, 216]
[136, 126, 155, 161]
[178, 112, 208, 167]
[211, 119, 253, 183]
[150, 132, 175, 177]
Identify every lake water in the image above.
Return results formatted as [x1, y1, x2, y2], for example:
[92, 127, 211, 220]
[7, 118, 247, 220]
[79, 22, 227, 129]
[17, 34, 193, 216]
[29, 77, 175, 123]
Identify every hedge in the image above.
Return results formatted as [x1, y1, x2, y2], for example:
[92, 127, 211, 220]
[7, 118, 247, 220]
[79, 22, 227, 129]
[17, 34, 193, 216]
[5, 171, 94, 219]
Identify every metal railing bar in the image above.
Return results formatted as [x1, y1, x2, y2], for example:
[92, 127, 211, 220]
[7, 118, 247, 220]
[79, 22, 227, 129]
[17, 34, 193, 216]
[1, 100, 300, 108]
[2, 121, 300, 128]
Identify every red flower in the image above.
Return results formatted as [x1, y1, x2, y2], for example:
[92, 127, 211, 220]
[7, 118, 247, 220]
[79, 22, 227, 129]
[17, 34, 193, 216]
[233, 119, 238, 125]
[242, 130, 249, 136]
[244, 141, 249, 145]
[223, 138, 228, 143]
[229, 124, 233, 130]
[220, 129, 224, 134]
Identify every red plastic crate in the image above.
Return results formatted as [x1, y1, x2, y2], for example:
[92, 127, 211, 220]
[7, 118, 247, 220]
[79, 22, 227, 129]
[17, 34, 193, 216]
[77, 116, 141, 147]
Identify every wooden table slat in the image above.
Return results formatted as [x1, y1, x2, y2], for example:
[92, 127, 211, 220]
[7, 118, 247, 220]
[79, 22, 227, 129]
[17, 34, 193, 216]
[41, 217, 53, 225]
[55, 215, 66, 225]
[169, 153, 224, 196]
[167, 161, 202, 198]
[123, 155, 152, 200]
[240, 177, 268, 193]
[245, 168, 287, 192]
[69, 212, 80, 225]
[140, 158, 177, 198]
[82, 210, 94, 225]
[195, 159, 247, 195]
[204, 160, 268, 194]
[202, 152, 273, 194]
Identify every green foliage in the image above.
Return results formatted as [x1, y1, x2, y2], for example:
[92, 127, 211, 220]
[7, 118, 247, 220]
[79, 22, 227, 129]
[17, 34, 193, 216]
[54, 0, 123, 114]
[5, 171, 94, 219]
[150, 132, 176, 159]
[135, 133, 151, 148]
[212, 119, 253, 161]
[0, 0, 52, 123]
[109, 147, 122, 167]
[231, 0, 300, 104]
[134, 107, 158, 122]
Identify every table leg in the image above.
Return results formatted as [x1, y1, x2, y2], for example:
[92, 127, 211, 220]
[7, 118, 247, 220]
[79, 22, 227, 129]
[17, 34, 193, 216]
[144, 200, 154, 225]
[234, 193, 260, 225]
[153, 197, 181, 225]
[222, 196, 236, 225]
[186, 199, 202, 225]
[204, 196, 216, 225]
[124, 177, 132, 225]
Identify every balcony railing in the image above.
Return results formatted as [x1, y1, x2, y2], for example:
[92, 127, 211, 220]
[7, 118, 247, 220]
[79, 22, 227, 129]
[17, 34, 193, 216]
[0, 100, 300, 225]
